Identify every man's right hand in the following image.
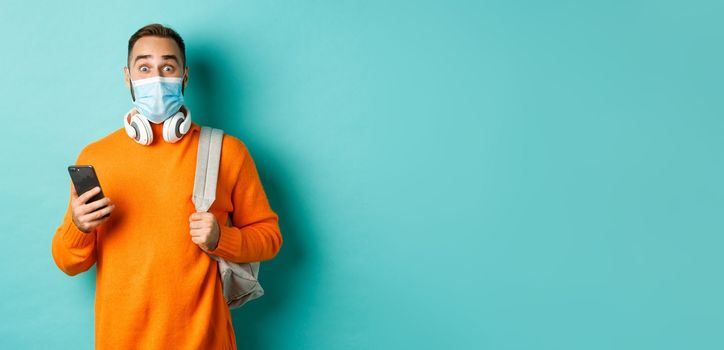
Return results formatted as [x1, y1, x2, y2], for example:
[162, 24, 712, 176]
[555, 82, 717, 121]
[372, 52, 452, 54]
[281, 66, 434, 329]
[70, 184, 115, 234]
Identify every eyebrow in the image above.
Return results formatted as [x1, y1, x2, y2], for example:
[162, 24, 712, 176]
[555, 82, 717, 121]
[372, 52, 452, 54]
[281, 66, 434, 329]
[133, 54, 180, 65]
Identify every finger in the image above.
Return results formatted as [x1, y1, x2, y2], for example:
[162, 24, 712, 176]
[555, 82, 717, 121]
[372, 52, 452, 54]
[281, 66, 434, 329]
[70, 181, 78, 199]
[189, 212, 214, 221]
[81, 197, 111, 213]
[79, 199, 109, 215]
[189, 228, 206, 237]
[79, 211, 101, 224]
[189, 221, 211, 230]
[79, 204, 115, 222]
[80, 217, 106, 232]
[86, 215, 111, 228]
[77, 186, 101, 205]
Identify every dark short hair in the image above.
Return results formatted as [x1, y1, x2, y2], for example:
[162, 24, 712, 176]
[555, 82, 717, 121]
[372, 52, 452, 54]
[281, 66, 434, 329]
[127, 23, 186, 68]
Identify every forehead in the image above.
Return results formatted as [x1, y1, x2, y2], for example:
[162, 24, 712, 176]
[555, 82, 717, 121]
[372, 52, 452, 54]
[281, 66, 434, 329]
[130, 36, 182, 63]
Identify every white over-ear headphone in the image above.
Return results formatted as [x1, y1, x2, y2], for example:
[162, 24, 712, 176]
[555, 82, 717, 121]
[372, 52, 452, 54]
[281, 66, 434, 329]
[124, 106, 193, 145]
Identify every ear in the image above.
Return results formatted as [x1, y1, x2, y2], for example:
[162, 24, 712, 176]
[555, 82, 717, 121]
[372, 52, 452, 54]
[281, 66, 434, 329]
[183, 66, 189, 90]
[123, 66, 130, 89]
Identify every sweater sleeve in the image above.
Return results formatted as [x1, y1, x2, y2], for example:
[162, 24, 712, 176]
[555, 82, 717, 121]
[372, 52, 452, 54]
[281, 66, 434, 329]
[209, 141, 283, 263]
[51, 153, 98, 276]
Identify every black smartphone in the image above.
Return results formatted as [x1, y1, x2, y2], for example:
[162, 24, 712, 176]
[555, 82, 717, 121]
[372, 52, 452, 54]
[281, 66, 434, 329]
[67, 165, 110, 219]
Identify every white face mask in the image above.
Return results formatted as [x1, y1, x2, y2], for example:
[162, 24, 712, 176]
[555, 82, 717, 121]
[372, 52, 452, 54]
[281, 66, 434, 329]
[130, 76, 185, 124]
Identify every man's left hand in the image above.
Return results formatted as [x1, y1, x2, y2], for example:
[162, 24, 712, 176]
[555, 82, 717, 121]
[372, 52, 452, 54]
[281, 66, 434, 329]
[189, 212, 220, 252]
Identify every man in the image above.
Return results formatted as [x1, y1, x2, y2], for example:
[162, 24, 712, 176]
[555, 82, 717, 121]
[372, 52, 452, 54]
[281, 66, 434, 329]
[51, 23, 283, 350]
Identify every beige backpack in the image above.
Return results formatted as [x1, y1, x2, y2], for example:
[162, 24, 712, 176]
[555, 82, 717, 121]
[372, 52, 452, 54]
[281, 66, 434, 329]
[191, 126, 264, 309]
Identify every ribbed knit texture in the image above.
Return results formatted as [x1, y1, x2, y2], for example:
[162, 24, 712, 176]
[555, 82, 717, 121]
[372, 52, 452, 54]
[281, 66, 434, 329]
[51, 119, 282, 350]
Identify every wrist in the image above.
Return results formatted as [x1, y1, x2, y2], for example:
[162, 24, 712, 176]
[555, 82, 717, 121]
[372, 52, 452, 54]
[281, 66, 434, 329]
[72, 221, 92, 234]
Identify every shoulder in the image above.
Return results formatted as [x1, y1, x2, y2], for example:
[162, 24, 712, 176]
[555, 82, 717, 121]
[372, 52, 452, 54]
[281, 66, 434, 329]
[220, 132, 253, 166]
[221, 133, 254, 172]
[76, 128, 126, 163]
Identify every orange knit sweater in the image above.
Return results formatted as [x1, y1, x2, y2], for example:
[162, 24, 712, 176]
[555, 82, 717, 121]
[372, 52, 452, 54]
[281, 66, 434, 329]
[51, 118, 282, 349]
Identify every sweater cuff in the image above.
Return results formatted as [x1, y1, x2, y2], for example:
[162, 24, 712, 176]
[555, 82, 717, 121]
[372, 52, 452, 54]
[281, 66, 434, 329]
[210, 225, 242, 261]
[62, 221, 96, 248]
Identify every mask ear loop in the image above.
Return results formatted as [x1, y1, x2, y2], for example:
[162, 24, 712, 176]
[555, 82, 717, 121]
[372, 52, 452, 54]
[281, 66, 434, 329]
[181, 66, 188, 95]
[126, 66, 136, 102]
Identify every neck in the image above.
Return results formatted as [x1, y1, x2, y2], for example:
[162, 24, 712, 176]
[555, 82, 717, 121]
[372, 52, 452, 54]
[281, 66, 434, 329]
[149, 120, 165, 135]
[144, 105, 188, 135]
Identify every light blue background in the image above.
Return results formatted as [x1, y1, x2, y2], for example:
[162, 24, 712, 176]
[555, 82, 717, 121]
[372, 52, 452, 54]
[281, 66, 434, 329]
[1, 0, 723, 349]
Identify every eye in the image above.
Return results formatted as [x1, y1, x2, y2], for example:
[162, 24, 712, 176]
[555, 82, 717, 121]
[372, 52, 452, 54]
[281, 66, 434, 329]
[163, 65, 174, 72]
[139, 66, 149, 73]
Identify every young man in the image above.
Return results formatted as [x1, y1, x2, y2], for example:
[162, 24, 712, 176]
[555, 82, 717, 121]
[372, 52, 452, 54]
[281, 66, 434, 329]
[51, 23, 282, 350]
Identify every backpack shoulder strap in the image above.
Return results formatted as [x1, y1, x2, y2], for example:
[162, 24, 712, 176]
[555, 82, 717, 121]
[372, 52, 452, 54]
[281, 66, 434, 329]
[192, 126, 224, 212]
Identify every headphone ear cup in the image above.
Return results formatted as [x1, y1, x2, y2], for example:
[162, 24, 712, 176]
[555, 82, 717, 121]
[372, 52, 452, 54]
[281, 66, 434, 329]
[179, 108, 192, 134]
[124, 114, 138, 140]
[130, 113, 153, 145]
[162, 111, 186, 143]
